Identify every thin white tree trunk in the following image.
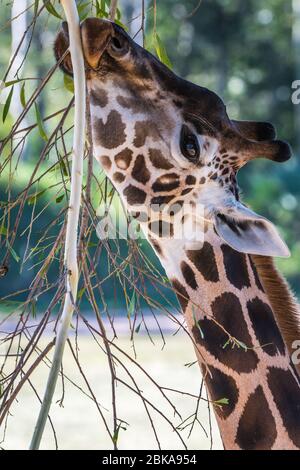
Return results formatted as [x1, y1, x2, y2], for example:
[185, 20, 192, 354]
[9, 0, 28, 118]
[5, 0, 29, 158]
[29, 0, 86, 450]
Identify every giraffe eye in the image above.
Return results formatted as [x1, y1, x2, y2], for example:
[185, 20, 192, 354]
[180, 125, 200, 163]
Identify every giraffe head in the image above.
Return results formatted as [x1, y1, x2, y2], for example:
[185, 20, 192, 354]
[55, 18, 291, 257]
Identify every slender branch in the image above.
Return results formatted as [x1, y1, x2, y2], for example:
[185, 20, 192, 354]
[109, 0, 118, 21]
[29, 0, 86, 450]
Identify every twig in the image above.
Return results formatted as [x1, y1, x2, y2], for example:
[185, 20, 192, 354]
[29, 0, 86, 449]
[109, 0, 118, 21]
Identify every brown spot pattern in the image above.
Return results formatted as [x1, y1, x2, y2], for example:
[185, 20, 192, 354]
[90, 88, 108, 108]
[133, 120, 159, 147]
[132, 154, 150, 184]
[247, 297, 285, 356]
[99, 155, 111, 170]
[115, 148, 133, 170]
[187, 242, 219, 283]
[202, 365, 239, 419]
[152, 173, 180, 192]
[235, 386, 277, 449]
[221, 244, 251, 290]
[194, 292, 259, 373]
[94, 110, 126, 149]
[267, 367, 300, 448]
[149, 148, 173, 170]
[171, 278, 189, 312]
[113, 172, 125, 183]
[180, 261, 197, 290]
[123, 185, 146, 206]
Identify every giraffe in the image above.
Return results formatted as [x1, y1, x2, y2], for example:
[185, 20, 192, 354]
[54, 18, 300, 450]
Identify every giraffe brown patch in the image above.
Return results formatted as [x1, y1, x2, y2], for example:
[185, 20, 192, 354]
[187, 242, 219, 283]
[99, 155, 111, 170]
[171, 278, 189, 312]
[90, 88, 108, 108]
[152, 173, 180, 192]
[235, 386, 277, 449]
[247, 297, 285, 356]
[115, 148, 133, 170]
[194, 292, 259, 373]
[116, 95, 144, 113]
[267, 367, 300, 448]
[185, 175, 196, 185]
[148, 220, 174, 238]
[149, 237, 163, 256]
[249, 256, 265, 292]
[151, 196, 174, 211]
[202, 365, 239, 419]
[181, 188, 193, 196]
[221, 244, 251, 290]
[180, 261, 197, 290]
[132, 154, 150, 184]
[149, 148, 173, 170]
[123, 185, 146, 206]
[113, 172, 125, 183]
[199, 177, 206, 184]
[94, 110, 126, 149]
[133, 120, 159, 147]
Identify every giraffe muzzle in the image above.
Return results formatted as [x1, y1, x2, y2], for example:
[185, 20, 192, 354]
[54, 18, 124, 76]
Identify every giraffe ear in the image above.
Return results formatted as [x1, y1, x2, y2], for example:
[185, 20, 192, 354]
[214, 202, 290, 258]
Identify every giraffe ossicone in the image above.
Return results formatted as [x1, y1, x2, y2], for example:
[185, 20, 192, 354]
[54, 18, 300, 450]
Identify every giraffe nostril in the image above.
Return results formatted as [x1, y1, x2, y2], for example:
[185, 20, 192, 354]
[111, 36, 122, 50]
[108, 35, 128, 56]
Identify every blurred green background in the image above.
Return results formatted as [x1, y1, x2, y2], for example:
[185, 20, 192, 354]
[0, 0, 299, 311]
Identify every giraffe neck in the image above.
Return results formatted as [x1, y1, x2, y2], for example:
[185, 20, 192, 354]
[151, 227, 300, 450]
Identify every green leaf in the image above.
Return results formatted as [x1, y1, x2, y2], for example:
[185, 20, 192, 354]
[42, 0, 62, 19]
[112, 426, 120, 445]
[28, 188, 47, 205]
[34, 103, 48, 141]
[192, 306, 204, 339]
[214, 397, 229, 406]
[77, 1, 90, 21]
[235, 339, 248, 351]
[78, 287, 86, 300]
[114, 19, 128, 30]
[56, 194, 64, 204]
[135, 321, 142, 333]
[5, 79, 23, 87]
[127, 290, 136, 318]
[0, 225, 8, 236]
[154, 33, 172, 69]
[64, 74, 74, 94]
[59, 157, 69, 176]
[20, 82, 26, 108]
[34, 0, 39, 16]
[31, 300, 37, 318]
[6, 240, 20, 263]
[2, 86, 14, 122]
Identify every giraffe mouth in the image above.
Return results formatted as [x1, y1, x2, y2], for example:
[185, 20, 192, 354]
[54, 18, 128, 77]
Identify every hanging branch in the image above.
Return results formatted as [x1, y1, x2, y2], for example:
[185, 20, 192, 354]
[109, 0, 118, 21]
[29, 0, 86, 450]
